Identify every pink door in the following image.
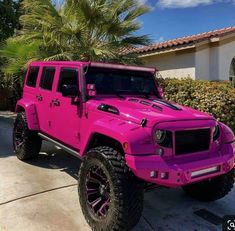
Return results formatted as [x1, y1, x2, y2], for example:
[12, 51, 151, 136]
[50, 65, 82, 150]
[36, 65, 57, 135]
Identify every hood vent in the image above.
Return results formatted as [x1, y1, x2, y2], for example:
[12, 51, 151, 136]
[128, 98, 163, 112]
[128, 98, 139, 103]
[98, 104, 119, 115]
[152, 104, 163, 111]
[140, 100, 151, 106]
[153, 99, 182, 111]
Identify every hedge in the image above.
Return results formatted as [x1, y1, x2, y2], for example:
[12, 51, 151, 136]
[157, 78, 235, 132]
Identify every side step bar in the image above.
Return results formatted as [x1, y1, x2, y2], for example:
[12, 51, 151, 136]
[38, 133, 81, 159]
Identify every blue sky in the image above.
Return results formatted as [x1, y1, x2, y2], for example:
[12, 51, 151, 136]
[138, 0, 235, 43]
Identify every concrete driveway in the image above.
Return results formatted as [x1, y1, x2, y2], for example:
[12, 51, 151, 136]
[0, 114, 234, 231]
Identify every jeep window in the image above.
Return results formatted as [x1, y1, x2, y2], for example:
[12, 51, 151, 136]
[57, 68, 78, 93]
[26, 66, 40, 87]
[40, 67, 56, 91]
[86, 68, 158, 96]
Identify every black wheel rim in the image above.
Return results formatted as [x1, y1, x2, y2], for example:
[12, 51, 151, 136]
[14, 121, 24, 150]
[85, 166, 111, 219]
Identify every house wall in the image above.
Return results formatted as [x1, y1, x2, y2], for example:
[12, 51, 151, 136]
[194, 43, 222, 81]
[195, 45, 210, 80]
[208, 43, 220, 81]
[142, 50, 196, 79]
[217, 39, 235, 81]
[195, 38, 235, 81]
[141, 36, 235, 81]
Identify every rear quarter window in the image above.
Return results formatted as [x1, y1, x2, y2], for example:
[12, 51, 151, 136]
[40, 67, 56, 91]
[26, 66, 40, 87]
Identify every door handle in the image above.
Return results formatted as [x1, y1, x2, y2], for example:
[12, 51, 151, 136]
[36, 95, 43, 101]
[51, 99, 60, 106]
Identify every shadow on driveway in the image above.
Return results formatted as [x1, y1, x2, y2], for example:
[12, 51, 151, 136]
[30, 145, 81, 180]
[0, 116, 81, 180]
[0, 117, 14, 157]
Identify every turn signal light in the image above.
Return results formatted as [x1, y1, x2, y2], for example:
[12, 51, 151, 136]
[123, 142, 129, 151]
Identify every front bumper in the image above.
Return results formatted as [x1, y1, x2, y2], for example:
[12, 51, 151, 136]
[125, 142, 235, 188]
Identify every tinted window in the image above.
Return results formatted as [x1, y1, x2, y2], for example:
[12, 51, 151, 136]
[26, 66, 39, 87]
[86, 68, 157, 96]
[57, 68, 78, 92]
[40, 67, 56, 90]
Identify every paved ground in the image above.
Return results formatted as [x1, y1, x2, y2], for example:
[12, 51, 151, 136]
[0, 113, 234, 231]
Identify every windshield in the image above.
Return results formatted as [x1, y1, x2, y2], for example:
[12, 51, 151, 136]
[86, 68, 158, 96]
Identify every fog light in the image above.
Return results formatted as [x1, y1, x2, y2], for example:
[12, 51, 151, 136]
[160, 172, 169, 179]
[150, 171, 157, 178]
[156, 148, 164, 156]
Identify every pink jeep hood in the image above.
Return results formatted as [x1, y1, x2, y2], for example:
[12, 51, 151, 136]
[87, 96, 214, 127]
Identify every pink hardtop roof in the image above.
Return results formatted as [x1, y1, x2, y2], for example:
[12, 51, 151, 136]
[29, 61, 156, 74]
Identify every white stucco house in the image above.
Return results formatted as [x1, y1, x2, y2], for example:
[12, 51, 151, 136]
[128, 27, 235, 82]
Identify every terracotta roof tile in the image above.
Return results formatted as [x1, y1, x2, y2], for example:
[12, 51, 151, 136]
[124, 26, 235, 55]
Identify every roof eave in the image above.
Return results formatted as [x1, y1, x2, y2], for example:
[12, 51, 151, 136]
[138, 44, 196, 58]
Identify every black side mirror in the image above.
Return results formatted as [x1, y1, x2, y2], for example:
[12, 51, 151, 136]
[61, 84, 79, 97]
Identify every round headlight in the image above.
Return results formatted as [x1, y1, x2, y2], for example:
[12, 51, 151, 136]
[155, 130, 166, 143]
[213, 125, 220, 141]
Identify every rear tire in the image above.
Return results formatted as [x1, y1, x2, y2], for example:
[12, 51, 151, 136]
[182, 168, 235, 201]
[13, 112, 42, 160]
[78, 146, 144, 231]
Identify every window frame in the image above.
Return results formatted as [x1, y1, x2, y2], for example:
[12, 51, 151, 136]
[57, 67, 79, 94]
[26, 66, 40, 88]
[85, 68, 158, 96]
[39, 66, 56, 91]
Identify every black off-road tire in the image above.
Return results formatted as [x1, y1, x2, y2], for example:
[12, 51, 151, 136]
[13, 112, 42, 160]
[183, 168, 235, 202]
[78, 146, 144, 231]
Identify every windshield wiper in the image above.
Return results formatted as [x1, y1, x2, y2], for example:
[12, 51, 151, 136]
[139, 92, 151, 99]
[115, 93, 125, 99]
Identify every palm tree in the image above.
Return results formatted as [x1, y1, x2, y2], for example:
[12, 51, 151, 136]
[0, 0, 150, 75]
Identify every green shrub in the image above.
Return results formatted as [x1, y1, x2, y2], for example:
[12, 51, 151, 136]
[157, 78, 235, 132]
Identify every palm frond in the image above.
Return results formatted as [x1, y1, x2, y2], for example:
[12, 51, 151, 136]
[0, 39, 40, 74]
[2, 0, 151, 78]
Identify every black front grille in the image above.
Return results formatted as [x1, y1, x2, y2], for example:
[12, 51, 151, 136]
[175, 129, 210, 155]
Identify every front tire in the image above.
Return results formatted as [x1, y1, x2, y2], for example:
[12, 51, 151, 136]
[78, 146, 144, 231]
[183, 168, 235, 201]
[13, 112, 42, 160]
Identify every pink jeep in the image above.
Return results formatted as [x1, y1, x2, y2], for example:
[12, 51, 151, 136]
[13, 61, 235, 231]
